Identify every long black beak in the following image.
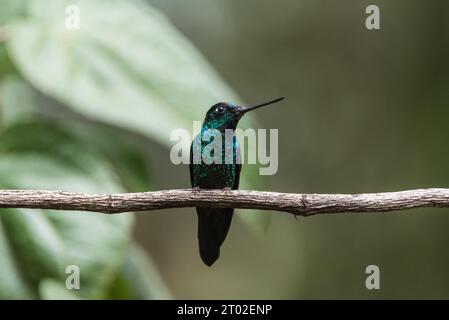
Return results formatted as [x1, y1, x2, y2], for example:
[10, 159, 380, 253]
[236, 97, 284, 118]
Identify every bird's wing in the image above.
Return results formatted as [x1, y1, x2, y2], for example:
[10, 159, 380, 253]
[189, 139, 197, 187]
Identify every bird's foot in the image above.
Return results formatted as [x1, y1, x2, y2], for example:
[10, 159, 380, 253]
[292, 212, 301, 220]
[223, 186, 232, 193]
[192, 186, 201, 193]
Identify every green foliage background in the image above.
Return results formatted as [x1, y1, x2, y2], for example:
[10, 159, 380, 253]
[1, 0, 449, 299]
[0, 0, 267, 299]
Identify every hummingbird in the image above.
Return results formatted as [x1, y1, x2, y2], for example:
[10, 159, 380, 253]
[190, 97, 284, 266]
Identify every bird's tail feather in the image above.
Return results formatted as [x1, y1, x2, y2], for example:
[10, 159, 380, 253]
[197, 207, 233, 266]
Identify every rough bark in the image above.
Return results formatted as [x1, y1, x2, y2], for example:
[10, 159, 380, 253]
[0, 188, 448, 216]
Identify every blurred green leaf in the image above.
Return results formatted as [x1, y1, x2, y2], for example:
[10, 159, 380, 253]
[0, 43, 16, 81]
[66, 124, 153, 192]
[0, 77, 132, 298]
[0, 75, 36, 126]
[121, 242, 171, 299]
[0, 76, 168, 299]
[0, 77, 152, 192]
[0, 219, 34, 298]
[7, 0, 239, 145]
[0, 118, 135, 298]
[0, 0, 27, 26]
[39, 279, 81, 300]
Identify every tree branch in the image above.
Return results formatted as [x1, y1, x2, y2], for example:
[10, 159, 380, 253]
[0, 188, 448, 216]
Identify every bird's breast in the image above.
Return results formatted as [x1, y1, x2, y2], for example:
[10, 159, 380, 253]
[195, 163, 236, 189]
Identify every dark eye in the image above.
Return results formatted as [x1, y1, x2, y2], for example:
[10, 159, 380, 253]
[216, 106, 225, 114]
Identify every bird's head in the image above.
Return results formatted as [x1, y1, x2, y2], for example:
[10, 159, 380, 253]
[203, 97, 284, 131]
